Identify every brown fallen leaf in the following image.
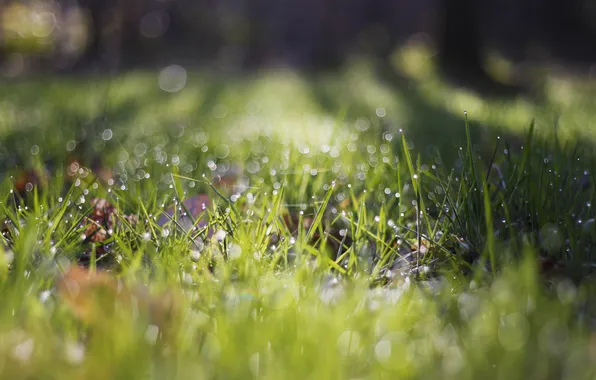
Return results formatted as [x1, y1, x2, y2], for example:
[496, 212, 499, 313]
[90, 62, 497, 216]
[58, 266, 181, 345]
[82, 198, 118, 242]
[538, 256, 566, 279]
[78, 198, 140, 266]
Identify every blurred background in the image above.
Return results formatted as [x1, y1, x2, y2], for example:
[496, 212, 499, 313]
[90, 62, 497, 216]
[1, 0, 595, 80]
[0, 0, 596, 169]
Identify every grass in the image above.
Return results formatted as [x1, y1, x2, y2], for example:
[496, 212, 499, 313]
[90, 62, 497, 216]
[1, 55, 596, 378]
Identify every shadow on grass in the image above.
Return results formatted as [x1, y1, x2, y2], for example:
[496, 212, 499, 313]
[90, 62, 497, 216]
[0, 73, 234, 171]
[307, 55, 596, 167]
[307, 64, 522, 166]
[1, 57, 595, 170]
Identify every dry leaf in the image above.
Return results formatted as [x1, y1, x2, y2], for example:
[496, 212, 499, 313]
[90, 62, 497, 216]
[58, 266, 181, 343]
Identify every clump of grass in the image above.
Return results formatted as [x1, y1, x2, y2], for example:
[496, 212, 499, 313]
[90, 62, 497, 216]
[418, 116, 596, 279]
[1, 73, 596, 378]
[0, 236, 595, 379]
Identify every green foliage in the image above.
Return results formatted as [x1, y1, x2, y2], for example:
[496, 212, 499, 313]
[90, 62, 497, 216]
[0, 66, 595, 378]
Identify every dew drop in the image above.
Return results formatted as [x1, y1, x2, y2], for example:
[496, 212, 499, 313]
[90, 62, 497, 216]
[102, 129, 113, 141]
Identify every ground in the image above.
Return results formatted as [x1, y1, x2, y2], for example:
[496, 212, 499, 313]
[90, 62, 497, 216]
[0, 50, 596, 379]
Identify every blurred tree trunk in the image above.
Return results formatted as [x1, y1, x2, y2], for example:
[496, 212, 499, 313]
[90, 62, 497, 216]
[437, 0, 484, 73]
[541, 0, 596, 61]
[83, 1, 105, 67]
[436, 0, 523, 96]
[64, 0, 144, 71]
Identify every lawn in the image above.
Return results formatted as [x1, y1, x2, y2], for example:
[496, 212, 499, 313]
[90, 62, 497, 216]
[1, 53, 596, 379]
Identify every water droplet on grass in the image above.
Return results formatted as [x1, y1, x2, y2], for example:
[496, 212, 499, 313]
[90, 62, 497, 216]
[102, 129, 113, 141]
[215, 229, 227, 241]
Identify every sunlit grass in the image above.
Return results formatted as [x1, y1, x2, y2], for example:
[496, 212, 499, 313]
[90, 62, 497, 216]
[0, 254, 594, 379]
[393, 40, 596, 142]
[0, 61, 596, 378]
